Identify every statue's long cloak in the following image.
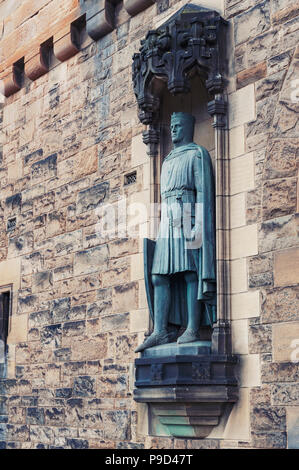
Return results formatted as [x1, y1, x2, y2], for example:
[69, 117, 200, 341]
[149, 142, 217, 327]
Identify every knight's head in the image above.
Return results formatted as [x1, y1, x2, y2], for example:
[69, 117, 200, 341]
[170, 112, 195, 146]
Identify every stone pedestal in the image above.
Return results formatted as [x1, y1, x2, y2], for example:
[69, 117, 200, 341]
[134, 342, 238, 438]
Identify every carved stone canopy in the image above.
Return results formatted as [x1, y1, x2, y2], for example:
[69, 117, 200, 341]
[132, 3, 228, 134]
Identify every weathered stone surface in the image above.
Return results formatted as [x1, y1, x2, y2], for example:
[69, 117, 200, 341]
[101, 313, 129, 332]
[255, 70, 286, 101]
[272, 384, 299, 405]
[32, 271, 53, 293]
[236, 62, 267, 89]
[112, 282, 138, 313]
[261, 286, 299, 323]
[249, 324, 272, 354]
[251, 431, 287, 448]
[264, 139, 298, 180]
[246, 95, 278, 138]
[251, 406, 286, 432]
[40, 324, 62, 348]
[76, 182, 109, 214]
[250, 386, 271, 406]
[262, 362, 299, 383]
[26, 408, 45, 426]
[97, 375, 128, 398]
[274, 247, 299, 287]
[102, 410, 130, 440]
[74, 245, 109, 276]
[287, 407, 299, 449]
[234, 1, 271, 45]
[31, 154, 57, 183]
[73, 376, 96, 397]
[262, 178, 297, 220]
[247, 29, 280, 67]
[259, 214, 299, 253]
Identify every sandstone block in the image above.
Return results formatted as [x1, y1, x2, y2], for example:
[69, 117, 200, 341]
[259, 214, 298, 254]
[274, 247, 299, 287]
[251, 406, 286, 432]
[249, 323, 272, 354]
[40, 324, 62, 348]
[228, 84, 256, 129]
[264, 138, 298, 180]
[102, 410, 130, 440]
[272, 384, 299, 405]
[273, 321, 299, 363]
[262, 178, 297, 221]
[32, 271, 53, 293]
[73, 376, 96, 397]
[74, 244, 109, 276]
[230, 224, 258, 259]
[287, 407, 299, 449]
[261, 362, 299, 384]
[221, 388, 250, 441]
[76, 182, 109, 214]
[31, 154, 57, 184]
[101, 312, 129, 333]
[234, 1, 270, 45]
[7, 314, 28, 344]
[236, 354, 261, 387]
[230, 152, 255, 195]
[112, 282, 138, 313]
[261, 286, 299, 324]
[237, 62, 267, 89]
[231, 319, 249, 354]
[229, 125, 245, 159]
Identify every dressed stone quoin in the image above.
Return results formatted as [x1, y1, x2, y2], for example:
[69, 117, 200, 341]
[136, 112, 217, 353]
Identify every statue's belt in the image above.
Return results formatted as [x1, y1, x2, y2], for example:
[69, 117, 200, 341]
[161, 189, 203, 202]
[161, 189, 203, 228]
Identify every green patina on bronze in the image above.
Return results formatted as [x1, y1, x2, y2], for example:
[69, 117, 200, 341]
[136, 112, 216, 352]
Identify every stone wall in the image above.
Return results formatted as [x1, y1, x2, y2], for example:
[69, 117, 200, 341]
[224, 0, 299, 449]
[0, 0, 298, 449]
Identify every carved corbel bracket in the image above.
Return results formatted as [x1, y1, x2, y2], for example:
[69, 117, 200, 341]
[25, 40, 53, 82]
[85, 0, 115, 41]
[124, 0, 155, 17]
[54, 16, 85, 63]
[1, 61, 24, 98]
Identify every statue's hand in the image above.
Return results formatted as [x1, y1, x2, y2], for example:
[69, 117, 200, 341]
[186, 225, 203, 249]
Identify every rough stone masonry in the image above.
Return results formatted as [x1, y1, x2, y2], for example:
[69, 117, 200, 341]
[0, 0, 298, 449]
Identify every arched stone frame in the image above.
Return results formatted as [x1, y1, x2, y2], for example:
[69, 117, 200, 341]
[132, 4, 239, 439]
[132, 3, 231, 355]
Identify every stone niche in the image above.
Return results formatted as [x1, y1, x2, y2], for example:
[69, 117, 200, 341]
[132, 4, 239, 438]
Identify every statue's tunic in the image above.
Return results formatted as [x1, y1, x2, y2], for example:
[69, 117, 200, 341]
[151, 142, 217, 327]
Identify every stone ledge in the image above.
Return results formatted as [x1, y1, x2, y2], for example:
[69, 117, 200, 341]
[134, 352, 238, 438]
[134, 385, 238, 438]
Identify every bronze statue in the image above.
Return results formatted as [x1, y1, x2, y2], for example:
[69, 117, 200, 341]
[136, 112, 216, 352]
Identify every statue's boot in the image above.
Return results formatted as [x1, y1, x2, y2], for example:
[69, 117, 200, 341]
[177, 328, 200, 344]
[135, 330, 172, 353]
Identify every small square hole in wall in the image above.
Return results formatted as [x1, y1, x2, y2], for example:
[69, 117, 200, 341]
[7, 217, 16, 232]
[124, 171, 137, 186]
